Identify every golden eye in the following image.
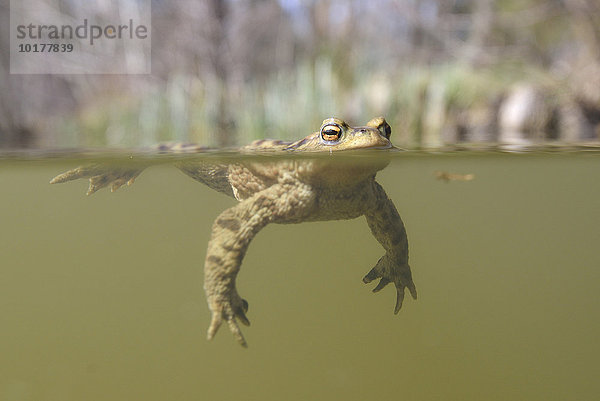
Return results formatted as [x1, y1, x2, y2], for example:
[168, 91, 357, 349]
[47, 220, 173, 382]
[320, 124, 342, 142]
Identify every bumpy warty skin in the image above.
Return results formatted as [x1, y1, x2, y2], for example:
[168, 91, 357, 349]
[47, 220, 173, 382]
[50, 117, 417, 347]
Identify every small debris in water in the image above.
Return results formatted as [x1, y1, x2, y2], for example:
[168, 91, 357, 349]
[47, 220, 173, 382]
[435, 171, 475, 182]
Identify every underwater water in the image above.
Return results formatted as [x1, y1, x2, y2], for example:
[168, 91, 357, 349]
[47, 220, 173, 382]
[0, 151, 599, 401]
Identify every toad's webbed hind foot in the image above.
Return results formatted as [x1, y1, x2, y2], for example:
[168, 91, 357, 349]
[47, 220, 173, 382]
[50, 164, 144, 195]
[363, 253, 417, 314]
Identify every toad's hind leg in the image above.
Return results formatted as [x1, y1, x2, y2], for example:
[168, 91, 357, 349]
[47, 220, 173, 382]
[50, 164, 145, 195]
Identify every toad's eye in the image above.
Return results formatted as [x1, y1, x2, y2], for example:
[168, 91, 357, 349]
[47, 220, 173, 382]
[320, 124, 342, 142]
[382, 122, 391, 139]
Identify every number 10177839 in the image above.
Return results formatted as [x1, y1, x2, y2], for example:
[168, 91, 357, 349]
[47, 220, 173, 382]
[18, 43, 74, 52]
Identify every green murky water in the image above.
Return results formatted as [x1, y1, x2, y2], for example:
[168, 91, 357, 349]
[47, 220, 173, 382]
[1, 152, 599, 401]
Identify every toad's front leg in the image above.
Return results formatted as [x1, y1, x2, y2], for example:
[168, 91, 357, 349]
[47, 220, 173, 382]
[363, 181, 417, 313]
[204, 183, 314, 347]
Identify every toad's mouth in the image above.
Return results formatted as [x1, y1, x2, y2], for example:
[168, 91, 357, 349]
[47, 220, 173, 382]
[363, 143, 395, 150]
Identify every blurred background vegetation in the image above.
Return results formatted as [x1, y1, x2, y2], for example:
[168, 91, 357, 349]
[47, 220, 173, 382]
[1, 0, 599, 149]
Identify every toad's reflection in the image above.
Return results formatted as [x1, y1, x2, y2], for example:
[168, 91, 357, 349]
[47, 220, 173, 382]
[51, 117, 416, 347]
